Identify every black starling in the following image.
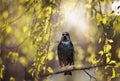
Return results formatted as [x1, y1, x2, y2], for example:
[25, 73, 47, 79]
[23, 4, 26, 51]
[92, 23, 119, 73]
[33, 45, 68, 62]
[57, 32, 74, 75]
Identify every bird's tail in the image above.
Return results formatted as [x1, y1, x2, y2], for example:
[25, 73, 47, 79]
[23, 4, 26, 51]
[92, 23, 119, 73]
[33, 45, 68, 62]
[64, 71, 72, 75]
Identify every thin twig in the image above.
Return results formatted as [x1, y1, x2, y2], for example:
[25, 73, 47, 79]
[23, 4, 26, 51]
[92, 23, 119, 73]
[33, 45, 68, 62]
[112, 16, 117, 23]
[0, 2, 34, 27]
[8, 2, 34, 24]
[73, 0, 80, 10]
[6, 37, 28, 49]
[98, 0, 103, 18]
[84, 70, 97, 81]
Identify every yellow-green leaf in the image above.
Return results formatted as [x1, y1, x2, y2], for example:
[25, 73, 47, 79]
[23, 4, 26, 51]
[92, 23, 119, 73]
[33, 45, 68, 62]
[106, 53, 111, 63]
[47, 67, 53, 73]
[106, 57, 110, 63]
[2, 11, 8, 19]
[10, 77, 15, 81]
[109, 60, 116, 66]
[86, 4, 91, 9]
[23, 26, 28, 32]
[43, 66, 46, 71]
[112, 68, 116, 78]
[109, 39, 114, 43]
[6, 26, 12, 34]
[19, 57, 27, 66]
[47, 52, 54, 60]
[0, 65, 5, 78]
[88, 0, 93, 3]
[98, 37, 102, 43]
[115, 63, 120, 68]
[55, 55, 58, 61]
[102, 18, 107, 24]
[44, 33, 49, 41]
[99, 50, 104, 55]
[28, 68, 34, 73]
[43, 66, 46, 73]
[103, 44, 112, 53]
[37, 64, 41, 71]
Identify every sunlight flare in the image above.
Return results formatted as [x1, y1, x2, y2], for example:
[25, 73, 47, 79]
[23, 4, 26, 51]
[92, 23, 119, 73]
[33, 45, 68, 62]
[60, 1, 89, 33]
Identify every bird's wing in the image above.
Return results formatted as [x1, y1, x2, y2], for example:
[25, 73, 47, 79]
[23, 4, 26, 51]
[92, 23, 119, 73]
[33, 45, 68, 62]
[66, 42, 74, 64]
[57, 42, 64, 64]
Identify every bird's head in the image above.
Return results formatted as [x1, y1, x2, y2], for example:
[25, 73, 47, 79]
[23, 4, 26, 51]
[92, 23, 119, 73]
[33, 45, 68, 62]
[61, 32, 71, 42]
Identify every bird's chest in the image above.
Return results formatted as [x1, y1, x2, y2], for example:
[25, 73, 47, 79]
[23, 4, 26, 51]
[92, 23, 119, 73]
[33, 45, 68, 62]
[60, 42, 71, 50]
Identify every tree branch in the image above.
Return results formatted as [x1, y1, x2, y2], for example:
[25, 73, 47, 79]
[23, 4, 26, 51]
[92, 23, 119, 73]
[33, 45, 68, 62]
[8, 2, 34, 24]
[98, 0, 103, 18]
[40, 64, 114, 77]
[6, 37, 28, 49]
[111, 16, 117, 23]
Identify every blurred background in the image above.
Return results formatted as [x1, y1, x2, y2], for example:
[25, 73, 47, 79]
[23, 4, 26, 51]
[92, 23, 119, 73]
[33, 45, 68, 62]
[0, 0, 120, 81]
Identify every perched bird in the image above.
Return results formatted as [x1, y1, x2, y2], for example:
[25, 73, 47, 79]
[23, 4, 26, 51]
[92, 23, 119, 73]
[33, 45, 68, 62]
[57, 32, 74, 75]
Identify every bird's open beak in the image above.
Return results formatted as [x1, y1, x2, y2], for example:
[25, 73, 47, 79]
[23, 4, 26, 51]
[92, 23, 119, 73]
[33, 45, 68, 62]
[64, 36, 67, 40]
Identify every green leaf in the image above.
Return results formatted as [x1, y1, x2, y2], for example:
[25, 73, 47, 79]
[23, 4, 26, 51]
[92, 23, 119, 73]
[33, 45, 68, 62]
[47, 67, 53, 73]
[23, 26, 28, 32]
[10, 77, 15, 81]
[115, 63, 120, 68]
[99, 50, 104, 55]
[88, 0, 93, 3]
[112, 68, 116, 78]
[109, 60, 116, 66]
[108, 39, 114, 43]
[47, 52, 54, 60]
[28, 68, 34, 73]
[6, 26, 12, 34]
[103, 44, 112, 53]
[0, 65, 5, 78]
[2, 11, 8, 19]
[43, 66, 46, 73]
[105, 65, 110, 69]
[98, 37, 102, 43]
[102, 17, 107, 24]
[86, 4, 91, 9]
[106, 53, 111, 63]
[37, 64, 41, 71]
[19, 57, 27, 66]
[106, 57, 111, 63]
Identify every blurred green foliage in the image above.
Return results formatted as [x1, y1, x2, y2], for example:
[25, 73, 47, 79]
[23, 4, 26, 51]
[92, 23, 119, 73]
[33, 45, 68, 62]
[86, 0, 120, 80]
[0, 0, 120, 81]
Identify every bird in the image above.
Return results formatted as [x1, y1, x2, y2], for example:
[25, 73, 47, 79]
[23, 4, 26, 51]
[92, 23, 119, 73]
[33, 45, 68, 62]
[57, 32, 74, 75]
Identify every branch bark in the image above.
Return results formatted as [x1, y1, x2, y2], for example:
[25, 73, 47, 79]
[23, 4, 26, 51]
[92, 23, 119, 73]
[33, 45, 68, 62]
[98, 0, 103, 18]
[40, 64, 114, 77]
